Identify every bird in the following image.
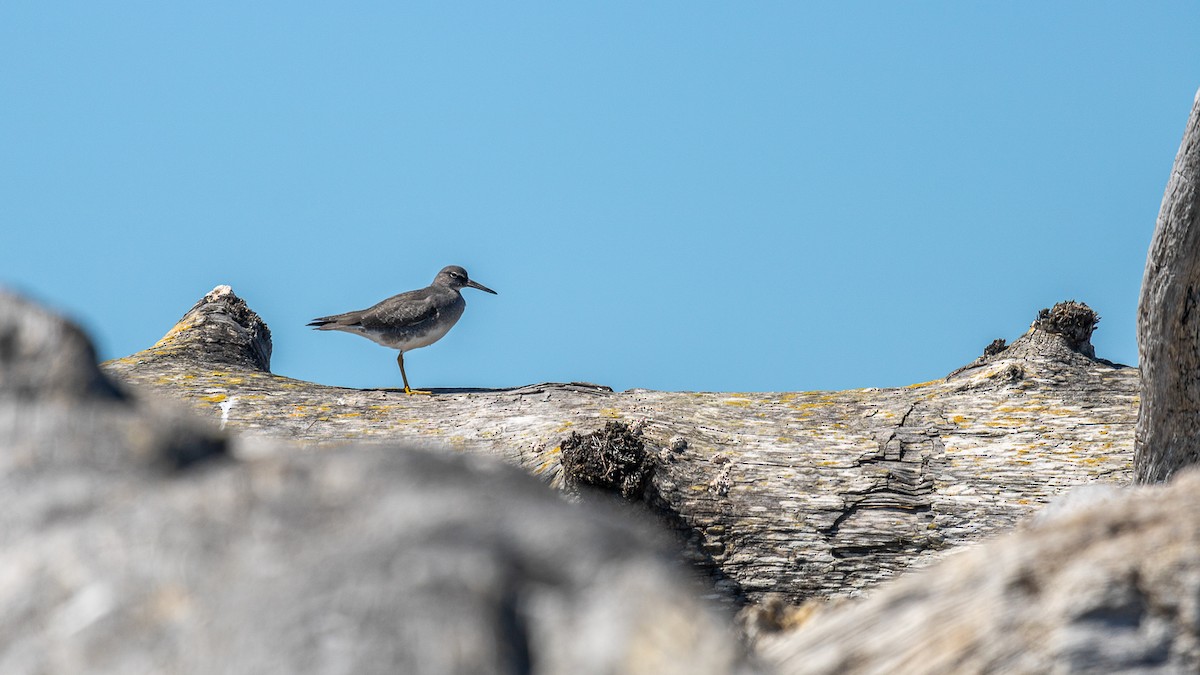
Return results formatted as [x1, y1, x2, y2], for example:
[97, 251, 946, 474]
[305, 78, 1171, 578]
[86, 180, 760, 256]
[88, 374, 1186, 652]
[308, 265, 497, 395]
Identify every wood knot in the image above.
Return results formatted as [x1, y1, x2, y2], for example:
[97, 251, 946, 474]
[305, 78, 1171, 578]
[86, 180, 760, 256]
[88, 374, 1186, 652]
[1033, 301, 1099, 356]
[983, 338, 1008, 358]
[559, 420, 653, 500]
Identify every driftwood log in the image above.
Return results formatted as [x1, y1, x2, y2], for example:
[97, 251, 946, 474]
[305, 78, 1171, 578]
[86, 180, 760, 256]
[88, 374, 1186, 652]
[757, 468, 1200, 673]
[14, 87, 1198, 674]
[1136, 88, 1200, 484]
[741, 84, 1200, 675]
[104, 287, 1136, 604]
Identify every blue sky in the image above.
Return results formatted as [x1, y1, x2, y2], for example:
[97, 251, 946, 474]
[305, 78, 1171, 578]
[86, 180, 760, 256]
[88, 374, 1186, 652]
[2, 3, 1197, 393]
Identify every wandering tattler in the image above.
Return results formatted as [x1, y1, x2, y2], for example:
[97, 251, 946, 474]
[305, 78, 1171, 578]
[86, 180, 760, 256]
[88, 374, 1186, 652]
[308, 265, 497, 395]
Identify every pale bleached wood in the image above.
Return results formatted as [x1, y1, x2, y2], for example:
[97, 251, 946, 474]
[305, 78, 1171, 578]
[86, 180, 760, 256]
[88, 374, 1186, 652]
[1136, 88, 1200, 484]
[757, 469, 1200, 674]
[104, 288, 1136, 604]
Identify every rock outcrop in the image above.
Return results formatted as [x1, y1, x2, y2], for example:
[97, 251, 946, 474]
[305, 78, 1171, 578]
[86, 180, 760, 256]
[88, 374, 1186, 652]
[757, 468, 1200, 673]
[104, 290, 1137, 606]
[0, 289, 749, 674]
[0, 289, 226, 471]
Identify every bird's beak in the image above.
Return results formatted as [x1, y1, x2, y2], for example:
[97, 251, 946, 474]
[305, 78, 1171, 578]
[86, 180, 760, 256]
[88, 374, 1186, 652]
[467, 279, 498, 295]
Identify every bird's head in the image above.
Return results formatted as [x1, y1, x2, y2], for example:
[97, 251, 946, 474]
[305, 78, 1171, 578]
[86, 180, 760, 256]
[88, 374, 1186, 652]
[435, 265, 497, 295]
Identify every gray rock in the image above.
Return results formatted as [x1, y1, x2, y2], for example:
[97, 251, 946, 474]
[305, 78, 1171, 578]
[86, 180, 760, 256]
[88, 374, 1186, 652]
[1030, 482, 1127, 525]
[0, 288, 227, 472]
[0, 288, 750, 674]
[758, 468, 1200, 674]
[0, 289, 122, 400]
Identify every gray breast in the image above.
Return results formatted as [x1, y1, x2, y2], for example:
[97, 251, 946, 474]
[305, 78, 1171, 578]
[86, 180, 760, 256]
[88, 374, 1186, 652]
[364, 290, 466, 352]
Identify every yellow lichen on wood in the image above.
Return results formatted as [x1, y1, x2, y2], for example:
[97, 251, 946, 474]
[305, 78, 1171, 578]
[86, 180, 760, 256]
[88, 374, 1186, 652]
[151, 317, 200, 348]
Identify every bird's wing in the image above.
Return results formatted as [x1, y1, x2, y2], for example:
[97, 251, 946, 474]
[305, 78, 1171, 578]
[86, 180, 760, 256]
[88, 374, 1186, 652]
[357, 290, 442, 332]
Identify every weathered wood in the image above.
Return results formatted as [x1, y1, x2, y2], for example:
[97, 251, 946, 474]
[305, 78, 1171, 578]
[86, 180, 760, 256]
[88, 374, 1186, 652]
[104, 288, 1136, 605]
[757, 469, 1200, 674]
[1136, 88, 1200, 484]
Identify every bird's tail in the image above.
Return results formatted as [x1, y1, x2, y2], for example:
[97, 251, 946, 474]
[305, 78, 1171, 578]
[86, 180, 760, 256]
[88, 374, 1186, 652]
[307, 312, 362, 330]
[307, 317, 338, 329]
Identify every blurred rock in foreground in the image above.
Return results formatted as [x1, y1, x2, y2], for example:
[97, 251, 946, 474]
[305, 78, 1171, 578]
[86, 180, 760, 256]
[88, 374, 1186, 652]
[0, 288, 750, 675]
[757, 470, 1200, 674]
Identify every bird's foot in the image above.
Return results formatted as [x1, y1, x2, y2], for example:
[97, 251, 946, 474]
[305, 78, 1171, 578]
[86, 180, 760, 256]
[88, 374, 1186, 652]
[404, 387, 433, 396]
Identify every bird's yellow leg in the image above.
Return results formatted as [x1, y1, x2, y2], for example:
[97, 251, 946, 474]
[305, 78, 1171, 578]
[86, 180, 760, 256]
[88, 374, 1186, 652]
[398, 353, 432, 395]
